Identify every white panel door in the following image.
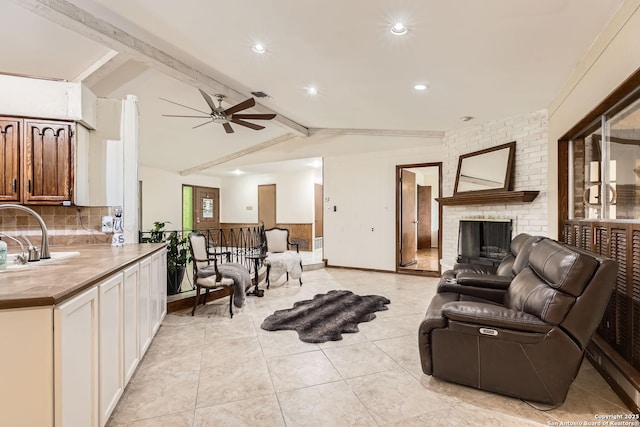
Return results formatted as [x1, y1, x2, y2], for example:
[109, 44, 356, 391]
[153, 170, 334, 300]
[98, 273, 124, 427]
[54, 286, 99, 427]
[123, 264, 139, 384]
[138, 256, 152, 355]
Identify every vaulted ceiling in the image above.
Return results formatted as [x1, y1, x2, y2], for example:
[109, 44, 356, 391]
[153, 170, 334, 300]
[0, 0, 624, 176]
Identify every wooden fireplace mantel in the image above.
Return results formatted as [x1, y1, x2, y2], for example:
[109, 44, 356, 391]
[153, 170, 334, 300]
[436, 191, 539, 206]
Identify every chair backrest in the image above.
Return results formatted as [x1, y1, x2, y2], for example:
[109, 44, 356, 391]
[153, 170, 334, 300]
[188, 233, 209, 271]
[509, 235, 545, 276]
[265, 228, 289, 253]
[495, 233, 536, 277]
[504, 239, 617, 348]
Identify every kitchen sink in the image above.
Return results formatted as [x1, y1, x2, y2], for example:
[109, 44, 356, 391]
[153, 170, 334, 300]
[1, 251, 80, 271]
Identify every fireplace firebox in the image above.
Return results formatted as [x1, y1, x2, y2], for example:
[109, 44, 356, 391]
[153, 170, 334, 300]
[457, 219, 512, 268]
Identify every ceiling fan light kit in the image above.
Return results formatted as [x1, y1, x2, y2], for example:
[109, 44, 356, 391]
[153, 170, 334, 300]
[161, 89, 277, 134]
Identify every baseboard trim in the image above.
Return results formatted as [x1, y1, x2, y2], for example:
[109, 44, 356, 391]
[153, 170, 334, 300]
[325, 264, 396, 274]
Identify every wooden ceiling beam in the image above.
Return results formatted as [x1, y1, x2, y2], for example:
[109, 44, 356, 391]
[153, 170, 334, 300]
[180, 133, 298, 176]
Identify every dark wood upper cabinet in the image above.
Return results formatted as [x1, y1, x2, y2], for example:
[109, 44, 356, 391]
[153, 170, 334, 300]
[0, 118, 21, 202]
[0, 117, 74, 206]
[23, 120, 74, 204]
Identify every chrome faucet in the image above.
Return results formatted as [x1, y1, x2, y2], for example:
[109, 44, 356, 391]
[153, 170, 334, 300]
[0, 233, 26, 264]
[20, 235, 40, 262]
[0, 204, 50, 259]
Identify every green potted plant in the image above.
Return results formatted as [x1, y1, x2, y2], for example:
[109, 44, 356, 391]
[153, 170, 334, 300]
[147, 221, 191, 295]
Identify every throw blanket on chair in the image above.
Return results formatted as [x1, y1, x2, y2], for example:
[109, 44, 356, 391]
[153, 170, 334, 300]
[217, 263, 251, 308]
[267, 252, 302, 282]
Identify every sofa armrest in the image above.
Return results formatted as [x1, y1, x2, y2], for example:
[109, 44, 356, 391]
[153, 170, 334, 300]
[452, 263, 496, 275]
[442, 301, 552, 334]
[437, 280, 506, 304]
[456, 273, 512, 290]
[420, 292, 460, 335]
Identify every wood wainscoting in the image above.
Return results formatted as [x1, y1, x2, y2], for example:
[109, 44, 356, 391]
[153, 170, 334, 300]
[220, 223, 313, 251]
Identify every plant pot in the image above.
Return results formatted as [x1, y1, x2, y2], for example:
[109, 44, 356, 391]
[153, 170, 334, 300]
[167, 265, 186, 295]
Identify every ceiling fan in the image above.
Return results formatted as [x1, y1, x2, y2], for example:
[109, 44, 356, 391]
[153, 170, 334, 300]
[161, 89, 276, 134]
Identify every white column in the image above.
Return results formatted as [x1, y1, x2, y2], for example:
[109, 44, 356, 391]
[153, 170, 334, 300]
[122, 95, 140, 244]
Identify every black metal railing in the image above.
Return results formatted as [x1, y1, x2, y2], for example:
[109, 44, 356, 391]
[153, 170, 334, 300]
[139, 224, 266, 295]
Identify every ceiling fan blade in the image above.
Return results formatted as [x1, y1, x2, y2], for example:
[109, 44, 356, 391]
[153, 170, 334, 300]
[223, 123, 234, 134]
[159, 97, 209, 115]
[224, 98, 255, 115]
[162, 114, 211, 118]
[231, 113, 276, 120]
[192, 120, 213, 129]
[198, 89, 218, 112]
[230, 117, 265, 131]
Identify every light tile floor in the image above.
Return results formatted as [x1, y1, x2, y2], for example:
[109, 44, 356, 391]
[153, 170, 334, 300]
[108, 268, 629, 427]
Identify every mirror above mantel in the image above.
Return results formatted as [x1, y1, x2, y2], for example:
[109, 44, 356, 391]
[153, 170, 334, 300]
[454, 141, 515, 195]
[437, 141, 539, 205]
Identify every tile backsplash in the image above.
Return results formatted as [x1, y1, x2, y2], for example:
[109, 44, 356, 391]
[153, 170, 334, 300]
[0, 205, 113, 248]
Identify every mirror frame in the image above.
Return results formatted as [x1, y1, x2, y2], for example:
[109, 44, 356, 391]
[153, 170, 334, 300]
[453, 141, 516, 196]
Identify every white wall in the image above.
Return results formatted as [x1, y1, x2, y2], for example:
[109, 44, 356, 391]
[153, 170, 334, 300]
[323, 144, 444, 271]
[441, 110, 549, 270]
[76, 98, 124, 207]
[0, 74, 96, 128]
[139, 166, 222, 231]
[547, 0, 640, 238]
[220, 168, 321, 224]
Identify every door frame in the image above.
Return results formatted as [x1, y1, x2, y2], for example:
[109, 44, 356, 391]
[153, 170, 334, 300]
[395, 162, 443, 276]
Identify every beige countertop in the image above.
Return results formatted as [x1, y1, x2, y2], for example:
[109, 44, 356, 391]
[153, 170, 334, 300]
[0, 243, 166, 309]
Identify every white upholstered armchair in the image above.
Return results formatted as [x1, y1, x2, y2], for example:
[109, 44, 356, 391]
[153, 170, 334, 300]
[264, 227, 303, 287]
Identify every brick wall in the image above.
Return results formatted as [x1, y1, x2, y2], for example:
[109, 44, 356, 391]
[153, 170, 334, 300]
[441, 110, 549, 269]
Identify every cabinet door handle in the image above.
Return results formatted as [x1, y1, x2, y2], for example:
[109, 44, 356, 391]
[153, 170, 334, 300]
[27, 179, 31, 193]
[12, 178, 16, 193]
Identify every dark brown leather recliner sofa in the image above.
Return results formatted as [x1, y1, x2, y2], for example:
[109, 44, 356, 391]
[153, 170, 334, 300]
[439, 233, 542, 304]
[419, 238, 617, 405]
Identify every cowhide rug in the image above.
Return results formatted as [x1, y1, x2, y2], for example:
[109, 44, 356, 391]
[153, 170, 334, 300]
[260, 290, 390, 343]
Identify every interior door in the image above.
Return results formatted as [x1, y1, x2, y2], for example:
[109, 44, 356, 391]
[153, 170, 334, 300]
[417, 185, 432, 249]
[193, 186, 220, 230]
[258, 184, 276, 229]
[314, 183, 323, 238]
[400, 170, 417, 266]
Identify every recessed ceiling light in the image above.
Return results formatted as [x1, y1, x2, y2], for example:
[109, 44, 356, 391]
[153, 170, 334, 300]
[414, 84, 428, 91]
[251, 43, 266, 53]
[390, 22, 408, 35]
[232, 169, 244, 175]
[306, 87, 319, 95]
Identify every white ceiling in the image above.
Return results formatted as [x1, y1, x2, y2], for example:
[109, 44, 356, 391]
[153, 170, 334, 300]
[0, 0, 624, 176]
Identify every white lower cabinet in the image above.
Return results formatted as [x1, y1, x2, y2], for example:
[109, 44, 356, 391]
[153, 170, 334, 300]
[138, 256, 152, 355]
[51, 248, 166, 427]
[150, 251, 163, 335]
[54, 286, 99, 427]
[123, 264, 140, 383]
[159, 250, 168, 320]
[98, 273, 125, 427]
